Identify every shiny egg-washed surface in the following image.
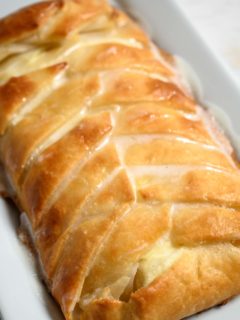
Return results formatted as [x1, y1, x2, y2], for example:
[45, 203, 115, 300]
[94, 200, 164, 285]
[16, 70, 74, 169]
[1, 1, 240, 320]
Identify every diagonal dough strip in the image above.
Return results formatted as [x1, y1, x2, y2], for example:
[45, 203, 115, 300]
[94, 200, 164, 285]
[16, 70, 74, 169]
[0, 73, 102, 186]
[136, 166, 240, 208]
[36, 147, 122, 278]
[52, 169, 136, 317]
[21, 111, 113, 227]
[0, 62, 67, 134]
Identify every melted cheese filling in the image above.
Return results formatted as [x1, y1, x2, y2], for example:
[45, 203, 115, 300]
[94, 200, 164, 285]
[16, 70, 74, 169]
[133, 237, 182, 289]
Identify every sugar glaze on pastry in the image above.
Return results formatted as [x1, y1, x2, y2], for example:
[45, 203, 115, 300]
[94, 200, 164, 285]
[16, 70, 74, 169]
[1, 1, 240, 319]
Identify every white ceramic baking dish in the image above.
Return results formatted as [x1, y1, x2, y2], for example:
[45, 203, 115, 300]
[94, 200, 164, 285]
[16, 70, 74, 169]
[0, 1, 240, 319]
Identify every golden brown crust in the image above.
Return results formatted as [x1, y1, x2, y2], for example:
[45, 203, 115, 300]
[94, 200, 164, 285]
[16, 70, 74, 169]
[80, 299, 131, 320]
[131, 246, 240, 320]
[0, 0, 112, 45]
[94, 72, 196, 112]
[22, 112, 113, 227]
[138, 169, 240, 206]
[82, 204, 170, 301]
[36, 144, 121, 277]
[52, 215, 120, 317]
[0, 63, 67, 135]
[73, 44, 173, 76]
[1, 1, 240, 320]
[171, 205, 240, 245]
[0, 1, 62, 44]
[116, 103, 214, 144]
[48, 0, 111, 38]
[0, 74, 102, 186]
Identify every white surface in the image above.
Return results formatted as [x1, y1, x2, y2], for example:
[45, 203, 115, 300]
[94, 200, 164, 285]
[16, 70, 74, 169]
[1, 1, 240, 320]
[0, 201, 63, 320]
[179, 0, 240, 76]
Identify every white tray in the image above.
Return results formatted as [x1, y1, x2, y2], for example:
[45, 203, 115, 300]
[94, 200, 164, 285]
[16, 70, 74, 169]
[0, 1, 240, 319]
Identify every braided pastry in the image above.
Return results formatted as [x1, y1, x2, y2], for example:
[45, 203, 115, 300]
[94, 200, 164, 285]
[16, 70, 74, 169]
[1, 1, 240, 319]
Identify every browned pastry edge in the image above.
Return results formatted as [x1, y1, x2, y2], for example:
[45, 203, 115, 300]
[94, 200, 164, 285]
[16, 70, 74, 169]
[0, 62, 68, 135]
[0, 1, 62, 44]
[79, 248, 240, 320]
[0, 0, 111, 45]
